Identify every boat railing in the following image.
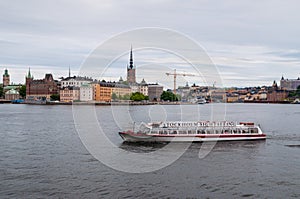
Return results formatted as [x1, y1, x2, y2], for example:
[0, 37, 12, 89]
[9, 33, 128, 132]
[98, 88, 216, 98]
[148, 126, 260, 135]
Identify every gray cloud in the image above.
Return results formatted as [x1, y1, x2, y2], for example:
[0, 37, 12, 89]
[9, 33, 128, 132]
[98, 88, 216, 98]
[0, 0, 300, 87]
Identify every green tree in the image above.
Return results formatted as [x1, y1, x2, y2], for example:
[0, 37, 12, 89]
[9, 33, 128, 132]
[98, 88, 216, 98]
[288, 85, 300, 97]
[50, 94, 60, 101]
[19, 85, 26, 98]
[122, 94, 130, 100]
[130, 92, 147, 101]
[111, 92, 118, 101]
[297, 85, 300, 96]
[160, 91, 178, 101]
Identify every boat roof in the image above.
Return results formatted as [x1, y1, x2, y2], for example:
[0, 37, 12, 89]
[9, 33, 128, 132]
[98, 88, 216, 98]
[147, 121, 256, 128]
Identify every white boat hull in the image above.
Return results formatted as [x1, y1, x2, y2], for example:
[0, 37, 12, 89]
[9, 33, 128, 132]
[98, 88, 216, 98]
[119, 132, 266, 142]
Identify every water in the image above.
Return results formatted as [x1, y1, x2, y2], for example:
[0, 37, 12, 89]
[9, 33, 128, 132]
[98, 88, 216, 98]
[0, 104, 299, 198]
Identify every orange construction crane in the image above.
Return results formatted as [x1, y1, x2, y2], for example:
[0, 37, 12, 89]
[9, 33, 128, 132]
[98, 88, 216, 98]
[166, 69, 195, 94]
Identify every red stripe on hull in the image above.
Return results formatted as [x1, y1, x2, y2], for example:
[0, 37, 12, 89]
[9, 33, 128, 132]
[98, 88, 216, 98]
[119, 132, 266, 138]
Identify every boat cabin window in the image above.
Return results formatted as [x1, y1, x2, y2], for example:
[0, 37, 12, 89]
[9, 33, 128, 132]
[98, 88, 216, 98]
[242, 128, 249, 134]
[197, 130, 205, 134]
[224, 129, 230, 134]
[249, 128, 258, 133]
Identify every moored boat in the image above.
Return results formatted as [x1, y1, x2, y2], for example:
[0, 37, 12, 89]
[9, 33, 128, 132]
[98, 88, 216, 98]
[119, 121, 266, 142]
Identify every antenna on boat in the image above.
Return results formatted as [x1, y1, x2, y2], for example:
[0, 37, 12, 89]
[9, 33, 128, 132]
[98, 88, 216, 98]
[133, 122, 135, 132]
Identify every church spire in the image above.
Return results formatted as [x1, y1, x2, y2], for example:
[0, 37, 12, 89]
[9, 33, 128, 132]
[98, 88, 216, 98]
[27, 67, 32, 78]
[3, 68, 9, 77]
[128, 45, 134, 69]
[127, 45, 136, 84]
[69, 66, 71, 77]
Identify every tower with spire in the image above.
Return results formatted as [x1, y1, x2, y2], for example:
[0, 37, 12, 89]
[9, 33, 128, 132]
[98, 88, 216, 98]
[69, 66, 71, 78]
[25, 68, 33, 97]
[3, 68, 10, 87]
[127, 46, 136, 85]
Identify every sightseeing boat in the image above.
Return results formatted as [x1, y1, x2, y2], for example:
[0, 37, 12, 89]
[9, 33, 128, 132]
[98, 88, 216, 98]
[119, 121, 266, 142]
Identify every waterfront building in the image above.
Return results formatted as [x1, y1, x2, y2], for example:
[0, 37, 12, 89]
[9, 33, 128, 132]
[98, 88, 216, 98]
[258, 91, 267, 100]
[209, 89, 226, 102]
[80, 83, 93, 101]
[267, 90, 288, 102]
[60, 86, 80, 102]
[93, 82, 113, 102]
[148, 84, 163, 101]
[130, 84, 139, 93]
[190, 84, 200, 96]
[190, 85, 209, 99]
[92, 81, 131, 102]
[244, 91, 267, 102]
[127, 46, 136, 85]
[5, 89, 19, 101]
[226, 93, 239, 103]
[25, 69, 59, 100]
[112, 83, 131, 99]
[3, 85, 22, 93]
[280, 76, 300, 90]
[267, 81, 288, 102]
[2, 69, 10, 87]
[61, 76, 93, 88]
[2, 69, 22, 99]
[177, 82, 191, 102]
[139, 78, 148, 96]
[238, 94, 247, 101]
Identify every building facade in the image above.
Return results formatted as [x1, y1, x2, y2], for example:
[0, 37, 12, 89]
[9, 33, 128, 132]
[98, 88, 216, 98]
[139, 79, 148, 96]
[280, 76, 300, 90]
[148, 84, 163, 101]
[130, 84, 139, 93]
[208, 89, 226, 103]
[61, 76, 93, 88]
[267, 80, 288, 102]
[5, 89, 19, 101]
[60, 86, 80, 102]
[112, 83, 131, 99]
[267, 90, 288, 102]
[80, 83, 93, 101]
[3, 85, 22, 93]
[25, 69, 59, 100]
[93, 82, 113, 102]
[3, 69, 10, 87]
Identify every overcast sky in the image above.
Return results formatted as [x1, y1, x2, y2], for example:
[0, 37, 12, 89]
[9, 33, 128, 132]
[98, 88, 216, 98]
[1, 0, 300, 87]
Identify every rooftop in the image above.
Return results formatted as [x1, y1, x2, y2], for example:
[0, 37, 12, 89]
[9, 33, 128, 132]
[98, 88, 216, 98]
[5, 89, 19, 95]
[62, 76, 93, 81]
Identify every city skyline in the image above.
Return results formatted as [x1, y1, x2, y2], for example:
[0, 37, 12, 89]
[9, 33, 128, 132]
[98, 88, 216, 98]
[0, 1, 300, 87]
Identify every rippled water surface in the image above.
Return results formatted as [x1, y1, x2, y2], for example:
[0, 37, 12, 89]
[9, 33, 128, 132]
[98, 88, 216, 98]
[1, 104, 299, 198]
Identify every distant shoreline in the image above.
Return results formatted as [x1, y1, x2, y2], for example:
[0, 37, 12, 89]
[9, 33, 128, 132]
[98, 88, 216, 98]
[1, 100, 299, 105]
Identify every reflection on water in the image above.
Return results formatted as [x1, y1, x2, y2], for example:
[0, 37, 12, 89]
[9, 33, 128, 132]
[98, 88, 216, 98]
[120, 140, 266, 154]
[0, 103, 299, 198]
